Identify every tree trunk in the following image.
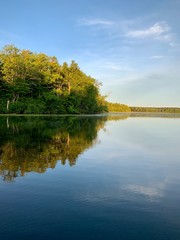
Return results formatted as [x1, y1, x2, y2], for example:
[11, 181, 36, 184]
[7, 100, 10, 112]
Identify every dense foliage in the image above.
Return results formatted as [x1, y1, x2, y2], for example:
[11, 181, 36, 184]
[130, 106, 180, 113]
[107, 102, 131, 112]
[0, 45, 107, 114]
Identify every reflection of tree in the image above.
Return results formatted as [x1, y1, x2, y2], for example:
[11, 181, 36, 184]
[0, 116, 106, 182]
[106, 112, 180, 120]
[107, 113, 129, 121]
[129, 112, 180, 118]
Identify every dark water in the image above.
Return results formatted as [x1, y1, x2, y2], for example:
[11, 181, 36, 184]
[0, 114, 180, 240]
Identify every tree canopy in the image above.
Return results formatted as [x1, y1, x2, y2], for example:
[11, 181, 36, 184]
[0, 45, 107, 114]
[107, 102, 131, 112]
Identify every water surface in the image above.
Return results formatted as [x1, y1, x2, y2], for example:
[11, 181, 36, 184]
[0, 114, 180, 240]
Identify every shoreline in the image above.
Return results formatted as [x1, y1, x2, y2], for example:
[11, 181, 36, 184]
[0, 112, 180, 117]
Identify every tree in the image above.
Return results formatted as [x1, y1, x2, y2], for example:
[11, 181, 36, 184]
[0, 44, 108, 114]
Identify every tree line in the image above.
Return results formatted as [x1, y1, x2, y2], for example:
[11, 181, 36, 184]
[130, 106, 180, 113]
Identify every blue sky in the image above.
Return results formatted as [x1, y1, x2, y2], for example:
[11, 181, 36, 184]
[0, 0, 180, 106]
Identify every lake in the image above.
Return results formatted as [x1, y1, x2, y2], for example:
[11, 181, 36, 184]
[0, 114, 180, 240]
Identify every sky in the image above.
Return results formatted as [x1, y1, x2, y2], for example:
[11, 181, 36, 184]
[0, 0, 180, 107]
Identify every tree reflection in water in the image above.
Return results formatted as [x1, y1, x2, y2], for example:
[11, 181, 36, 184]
[0, 116, 105, 181]
[0, 115, 129, 182]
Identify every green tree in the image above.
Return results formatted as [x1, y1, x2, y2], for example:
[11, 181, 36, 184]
[0, 44, 109, 114]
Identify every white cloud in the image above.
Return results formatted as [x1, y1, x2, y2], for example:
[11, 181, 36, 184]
[127, 22, 171, 40]
[101, 62, 132, 71]
[78, 18, 174, 43]
[150, 55, 165, 59]
[78, 18, 114, 27]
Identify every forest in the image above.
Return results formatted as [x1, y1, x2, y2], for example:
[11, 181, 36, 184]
[0, 45, 130, 114]
[0, 45, 109, 114]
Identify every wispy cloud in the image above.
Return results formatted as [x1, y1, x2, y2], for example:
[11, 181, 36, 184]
[78, 18, 114, 27]
[126, 22, 172, 41]
[150, 55, 165, 59]
[78, 18, 174, 43]
[101, 62, 132, 71]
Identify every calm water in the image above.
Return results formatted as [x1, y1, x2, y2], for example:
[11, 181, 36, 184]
[0, 114, 180, 240]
